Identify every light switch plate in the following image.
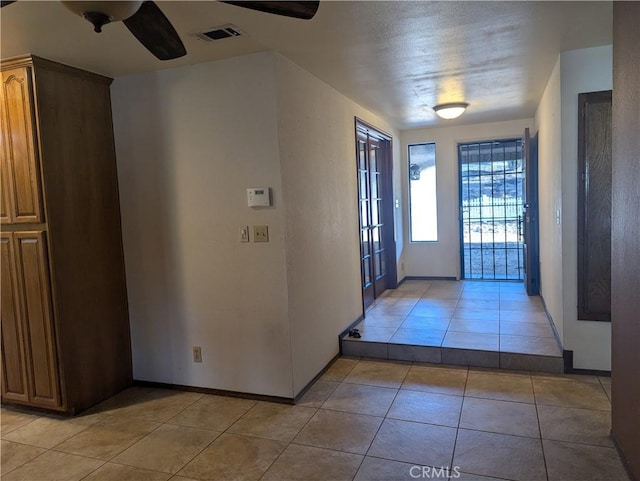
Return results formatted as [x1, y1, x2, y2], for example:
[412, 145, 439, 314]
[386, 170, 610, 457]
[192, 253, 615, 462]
[253, 225, 269, 243]
[193, 346, 202, 363]
[240, 226, 250, 243]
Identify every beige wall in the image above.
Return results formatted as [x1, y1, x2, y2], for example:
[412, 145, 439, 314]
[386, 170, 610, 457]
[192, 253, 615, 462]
[111, 52, 292, 397]
[400, 119, 534, 278]
[111, 51, 401, 398]
[535, 45, 612, 371]
[534, 56, 564, 339]
[559, 45, 613, 370]
[275, 55, 401, 394]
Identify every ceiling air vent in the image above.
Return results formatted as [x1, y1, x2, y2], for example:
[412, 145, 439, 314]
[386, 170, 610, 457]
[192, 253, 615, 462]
[197, 24, 244, 41]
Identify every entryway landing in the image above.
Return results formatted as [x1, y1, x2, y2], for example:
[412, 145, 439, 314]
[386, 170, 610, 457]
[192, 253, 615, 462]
[341, 280, 564, 373]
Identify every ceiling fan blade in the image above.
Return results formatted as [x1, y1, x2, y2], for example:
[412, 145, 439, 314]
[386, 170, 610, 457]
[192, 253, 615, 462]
[221, 1, 319, 20]
[1, 1, 17, 7]
[123, 1, 186, 61]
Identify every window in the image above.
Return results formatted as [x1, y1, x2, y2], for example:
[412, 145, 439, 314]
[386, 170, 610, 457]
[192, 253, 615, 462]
[408, 143, 438, 242]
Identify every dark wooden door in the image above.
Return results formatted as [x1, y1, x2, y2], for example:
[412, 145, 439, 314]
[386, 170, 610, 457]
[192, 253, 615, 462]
[577, 90, 612, 321]
[522, 128, 540, 295]
[356, 121, 396, 309]
[369, 136, 389, 298]
[357, 132, 375, 307]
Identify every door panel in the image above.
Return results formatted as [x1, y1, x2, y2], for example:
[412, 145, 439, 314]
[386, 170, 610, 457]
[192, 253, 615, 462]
[0, 72, 14, 225]
[577, 91, 612, 321]
[369, 138, 388, 298]
[0, 127, 13, 224]
[0, 233, 30, 402]
[14, 231, 60, 407]
[357, 133, 374, 307]
[356, 124, 395, 308]
[1, 67, 43, 224]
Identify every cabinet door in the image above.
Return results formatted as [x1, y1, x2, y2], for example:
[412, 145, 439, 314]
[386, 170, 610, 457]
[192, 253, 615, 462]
[14, 231, 61, 408]
[0, 67, 43, 224]
[0, 233, 30, 402]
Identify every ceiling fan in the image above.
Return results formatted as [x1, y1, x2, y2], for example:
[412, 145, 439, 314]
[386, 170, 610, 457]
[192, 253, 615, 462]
[0, 1, 319, 61]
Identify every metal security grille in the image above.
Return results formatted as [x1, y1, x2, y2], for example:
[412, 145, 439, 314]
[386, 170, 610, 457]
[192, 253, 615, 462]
[459, 139, 524, 280]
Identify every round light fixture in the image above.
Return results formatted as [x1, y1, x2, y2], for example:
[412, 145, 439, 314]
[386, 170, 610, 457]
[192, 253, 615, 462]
[61, 1, 143, 32]
[433, 102, 469, 120]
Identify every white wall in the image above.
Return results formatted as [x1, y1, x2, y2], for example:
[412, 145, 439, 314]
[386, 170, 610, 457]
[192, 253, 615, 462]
[400, 119, 534, 278]
[560, 45, 613, 370]
[274, 55, 401, 394]
[111, 51, 402, 398]
[535, 57, 564, 339]
[111, 52, 293, 397]
[534, 45, 613, 370]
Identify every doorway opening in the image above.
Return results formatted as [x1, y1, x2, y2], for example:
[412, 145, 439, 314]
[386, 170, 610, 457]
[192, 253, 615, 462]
[355, 119, 396, 310]
[458, 139, 525, 280]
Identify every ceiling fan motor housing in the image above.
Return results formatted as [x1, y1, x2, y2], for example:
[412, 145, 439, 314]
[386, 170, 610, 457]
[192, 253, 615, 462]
[61, 1, 143, 32]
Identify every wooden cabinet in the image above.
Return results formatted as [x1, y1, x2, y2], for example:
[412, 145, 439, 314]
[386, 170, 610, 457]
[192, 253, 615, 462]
[0, 55, 131, 413]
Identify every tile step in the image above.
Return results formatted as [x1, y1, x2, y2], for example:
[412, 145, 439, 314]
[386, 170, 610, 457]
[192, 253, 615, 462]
[341, 338, 564, 373]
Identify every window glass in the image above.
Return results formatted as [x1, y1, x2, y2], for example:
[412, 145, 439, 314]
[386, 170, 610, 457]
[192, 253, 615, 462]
[409, 143, 438, 242]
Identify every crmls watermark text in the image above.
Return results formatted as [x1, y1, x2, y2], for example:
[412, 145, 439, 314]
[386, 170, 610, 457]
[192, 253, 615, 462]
[409, 466, 462, 479]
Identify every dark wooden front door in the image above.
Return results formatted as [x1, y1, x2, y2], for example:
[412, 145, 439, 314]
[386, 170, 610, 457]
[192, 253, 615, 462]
[356, 120, 396, 309]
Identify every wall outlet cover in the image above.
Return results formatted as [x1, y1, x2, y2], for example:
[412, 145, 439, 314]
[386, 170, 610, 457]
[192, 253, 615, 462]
[253, 225, 269, 243]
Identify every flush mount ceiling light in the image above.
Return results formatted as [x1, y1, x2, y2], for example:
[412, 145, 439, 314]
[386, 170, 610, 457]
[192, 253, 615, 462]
[61, 1, 143, 32]
[433, 102, 469, 120]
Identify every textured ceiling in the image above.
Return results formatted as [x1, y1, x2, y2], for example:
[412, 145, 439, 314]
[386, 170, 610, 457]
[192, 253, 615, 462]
[0, 1, 612, 129]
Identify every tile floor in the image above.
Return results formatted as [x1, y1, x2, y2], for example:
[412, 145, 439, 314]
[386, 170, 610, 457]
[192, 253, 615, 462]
[1, 357, 628, 481]
[343, 280, 564, 371]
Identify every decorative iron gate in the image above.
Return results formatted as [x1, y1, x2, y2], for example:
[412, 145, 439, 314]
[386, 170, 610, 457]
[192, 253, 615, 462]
[459, 139, 524, 280]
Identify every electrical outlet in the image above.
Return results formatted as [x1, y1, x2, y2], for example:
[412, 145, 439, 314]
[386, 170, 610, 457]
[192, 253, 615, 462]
[240, 226, 250, 243]
[253, 225, 269, 243]
[193, 346, 202, 363]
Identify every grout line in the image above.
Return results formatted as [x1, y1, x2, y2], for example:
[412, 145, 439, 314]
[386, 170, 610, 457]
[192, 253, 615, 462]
[456, 425, 548, 441]
[535, 399, 552, 481]
[449, 364, 470, 470]
[73, 457, 109, 481]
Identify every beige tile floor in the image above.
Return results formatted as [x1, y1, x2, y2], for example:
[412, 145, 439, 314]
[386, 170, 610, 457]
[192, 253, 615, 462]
[344, 280, 564, 367]
[1, 357, 628, 481]
[340, 279, 565, 372]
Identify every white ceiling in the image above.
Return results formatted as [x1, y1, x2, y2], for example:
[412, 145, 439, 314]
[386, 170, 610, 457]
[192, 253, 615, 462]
[0, 1, 612, 129]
